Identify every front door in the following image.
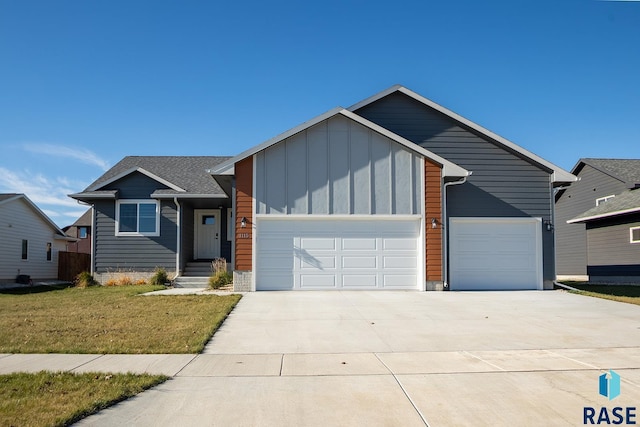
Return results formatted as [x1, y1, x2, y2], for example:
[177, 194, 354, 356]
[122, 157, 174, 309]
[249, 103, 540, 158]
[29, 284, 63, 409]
[195, 210, 221, 259]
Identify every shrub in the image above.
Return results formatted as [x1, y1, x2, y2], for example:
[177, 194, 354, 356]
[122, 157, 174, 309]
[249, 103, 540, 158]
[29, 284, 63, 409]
[209, 258, 232, 289]
[208, 271, 232, 289]
[74, 271, 98, 288]
[149, 268, 168, 286]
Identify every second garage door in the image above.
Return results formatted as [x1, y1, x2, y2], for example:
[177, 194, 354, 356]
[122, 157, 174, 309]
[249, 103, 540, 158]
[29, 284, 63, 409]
[449, 217, 543, 291]
[256, 218, 421, 290]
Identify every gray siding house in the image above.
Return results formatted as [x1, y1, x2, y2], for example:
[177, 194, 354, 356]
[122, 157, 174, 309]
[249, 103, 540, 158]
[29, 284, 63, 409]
[556, 159, 640, 282]
[71, 85, 576, 291]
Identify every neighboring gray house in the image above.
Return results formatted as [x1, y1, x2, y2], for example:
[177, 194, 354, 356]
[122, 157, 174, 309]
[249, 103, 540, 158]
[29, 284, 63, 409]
[0, 193, 75, 283]
[71, 85, 576, 291]
[556, 158, 640, 282]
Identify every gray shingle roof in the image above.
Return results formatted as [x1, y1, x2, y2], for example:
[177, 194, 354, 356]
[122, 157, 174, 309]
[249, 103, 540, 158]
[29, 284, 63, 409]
[83, 156, 231, 195]
[568, 189, 640, 223]
[579, 158, 640, 187]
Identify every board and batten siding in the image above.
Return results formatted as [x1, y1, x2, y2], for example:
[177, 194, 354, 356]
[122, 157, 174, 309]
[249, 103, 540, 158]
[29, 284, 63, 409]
[255, 115, 423, 216]
[555, 164, 628, 276]
[355, 91, 557, 282]
[0, 198, 66, 281]
[235, 157, 253, 271]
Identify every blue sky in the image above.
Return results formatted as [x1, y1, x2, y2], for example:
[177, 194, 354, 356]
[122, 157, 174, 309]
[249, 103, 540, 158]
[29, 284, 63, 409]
[1, 0, 639, 227]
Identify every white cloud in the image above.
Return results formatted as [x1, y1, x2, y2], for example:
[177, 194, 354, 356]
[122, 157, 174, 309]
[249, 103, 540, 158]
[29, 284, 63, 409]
[23, 143, 110, 171]
[0, 167, 88, 226]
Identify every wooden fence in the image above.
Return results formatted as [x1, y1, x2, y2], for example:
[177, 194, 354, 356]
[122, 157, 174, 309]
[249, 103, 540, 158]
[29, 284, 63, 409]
[58, 252, 91, 282]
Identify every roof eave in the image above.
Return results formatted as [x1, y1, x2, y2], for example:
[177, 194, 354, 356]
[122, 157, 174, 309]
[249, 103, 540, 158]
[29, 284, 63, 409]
[151, 193, 229, 199]
[567, 207, 640, 224]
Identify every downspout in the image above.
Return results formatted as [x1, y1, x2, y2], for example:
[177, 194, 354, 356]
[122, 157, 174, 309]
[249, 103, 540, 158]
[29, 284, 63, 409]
[173, 197, 181, 280]
[442, 172, 471, 289]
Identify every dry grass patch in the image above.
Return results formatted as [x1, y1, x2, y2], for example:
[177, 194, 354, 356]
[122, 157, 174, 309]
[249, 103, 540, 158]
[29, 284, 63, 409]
[0, 285, 241, 353]
[0, 371, 166, 427]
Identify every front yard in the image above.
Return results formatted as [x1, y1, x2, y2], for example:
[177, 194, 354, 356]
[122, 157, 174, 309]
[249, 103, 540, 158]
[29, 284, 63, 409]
[0, 284, 241, 426]
[0, 284, 241, 353]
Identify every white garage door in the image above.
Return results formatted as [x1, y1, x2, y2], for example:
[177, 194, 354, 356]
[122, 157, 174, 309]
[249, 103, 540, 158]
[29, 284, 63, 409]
[256, 218, 420, 290]
[449, 217, 543, 291]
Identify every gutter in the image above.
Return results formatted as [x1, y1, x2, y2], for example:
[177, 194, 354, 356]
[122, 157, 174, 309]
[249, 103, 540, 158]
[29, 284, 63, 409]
[173, 197, 181, 280]
[442, 173, 471, 289]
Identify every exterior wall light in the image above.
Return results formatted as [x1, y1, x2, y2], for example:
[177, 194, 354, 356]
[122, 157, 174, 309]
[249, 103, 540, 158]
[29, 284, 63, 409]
[240, 217, 247, 228]
[544, 220, 554, 231]
[431, 218, 438, 229]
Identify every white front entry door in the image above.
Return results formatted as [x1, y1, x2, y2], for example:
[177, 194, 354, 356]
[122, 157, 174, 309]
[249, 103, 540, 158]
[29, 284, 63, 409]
[195, 210, 221, 259]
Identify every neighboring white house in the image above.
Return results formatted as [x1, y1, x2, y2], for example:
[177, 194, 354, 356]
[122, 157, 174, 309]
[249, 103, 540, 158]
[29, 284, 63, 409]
[0, 193, 75, 283]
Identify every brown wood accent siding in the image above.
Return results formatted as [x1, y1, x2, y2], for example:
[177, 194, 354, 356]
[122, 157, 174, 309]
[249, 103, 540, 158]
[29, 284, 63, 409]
[235, 157, 253, 271]
[425, 159, 443, 281]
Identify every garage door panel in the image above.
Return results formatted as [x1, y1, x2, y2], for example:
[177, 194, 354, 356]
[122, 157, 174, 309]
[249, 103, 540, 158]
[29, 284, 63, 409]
[383, 238, 417, 250]
[300, 256, 336, 269]
[342, 274, 378, 288]
[342, 256, 377, 269]
[300, 275, 337, 288]
[384, 275, 417, 287]
[342, 238, 377, 250]
[256, 218, 420, 290]
[384, 256, 416, 269]
[450, 217, 542, 291]
[300, 237, 336, 250]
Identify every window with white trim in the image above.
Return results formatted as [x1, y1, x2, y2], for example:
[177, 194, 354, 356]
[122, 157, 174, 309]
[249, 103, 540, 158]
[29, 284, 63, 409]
[79, 227, 88, 239]
[596, 195, 615, 206]
[21, 239, 28, 260]
[46, 242, 52, 261]
[116, 200, 160, 236]
[631, 227, 640, 244]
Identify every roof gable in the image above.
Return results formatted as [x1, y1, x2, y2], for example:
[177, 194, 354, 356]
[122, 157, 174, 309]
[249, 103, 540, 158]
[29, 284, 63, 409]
[349, 85, 576, 185]
[0, 193, 72, 239]
[80, 156, 231, 196]
[575, 158, 640, 188]
[210, 108, 469, 179]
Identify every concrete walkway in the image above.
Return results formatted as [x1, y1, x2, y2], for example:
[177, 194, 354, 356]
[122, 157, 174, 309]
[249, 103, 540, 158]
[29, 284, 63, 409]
[2, 291, 640, 426]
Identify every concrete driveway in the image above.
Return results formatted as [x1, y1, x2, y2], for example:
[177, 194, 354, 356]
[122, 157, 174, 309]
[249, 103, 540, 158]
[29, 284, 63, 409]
[77, 291, 640, 426]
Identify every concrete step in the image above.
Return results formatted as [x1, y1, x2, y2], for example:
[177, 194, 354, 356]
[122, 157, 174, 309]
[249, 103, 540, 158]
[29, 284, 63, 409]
[183, 262, 213, 276]
[174, 276, 209, 288]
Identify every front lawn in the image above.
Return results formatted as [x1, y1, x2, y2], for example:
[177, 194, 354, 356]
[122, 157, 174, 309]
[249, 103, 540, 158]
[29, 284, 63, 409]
[0, 371, 166, 427]
[564, 283, 640, 306]
[0, 285, 241, 353]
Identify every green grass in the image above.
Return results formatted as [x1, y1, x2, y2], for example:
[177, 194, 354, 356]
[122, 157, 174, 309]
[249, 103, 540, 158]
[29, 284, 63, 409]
[0, 371, 167, 427]
[563, 282, 640, 306]
[0, 284, 241, 353]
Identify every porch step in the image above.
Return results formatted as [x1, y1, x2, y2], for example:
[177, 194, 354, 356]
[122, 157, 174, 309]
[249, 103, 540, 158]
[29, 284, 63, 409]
[173, 276, 209, 288]
[182, 262, 213, 277]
